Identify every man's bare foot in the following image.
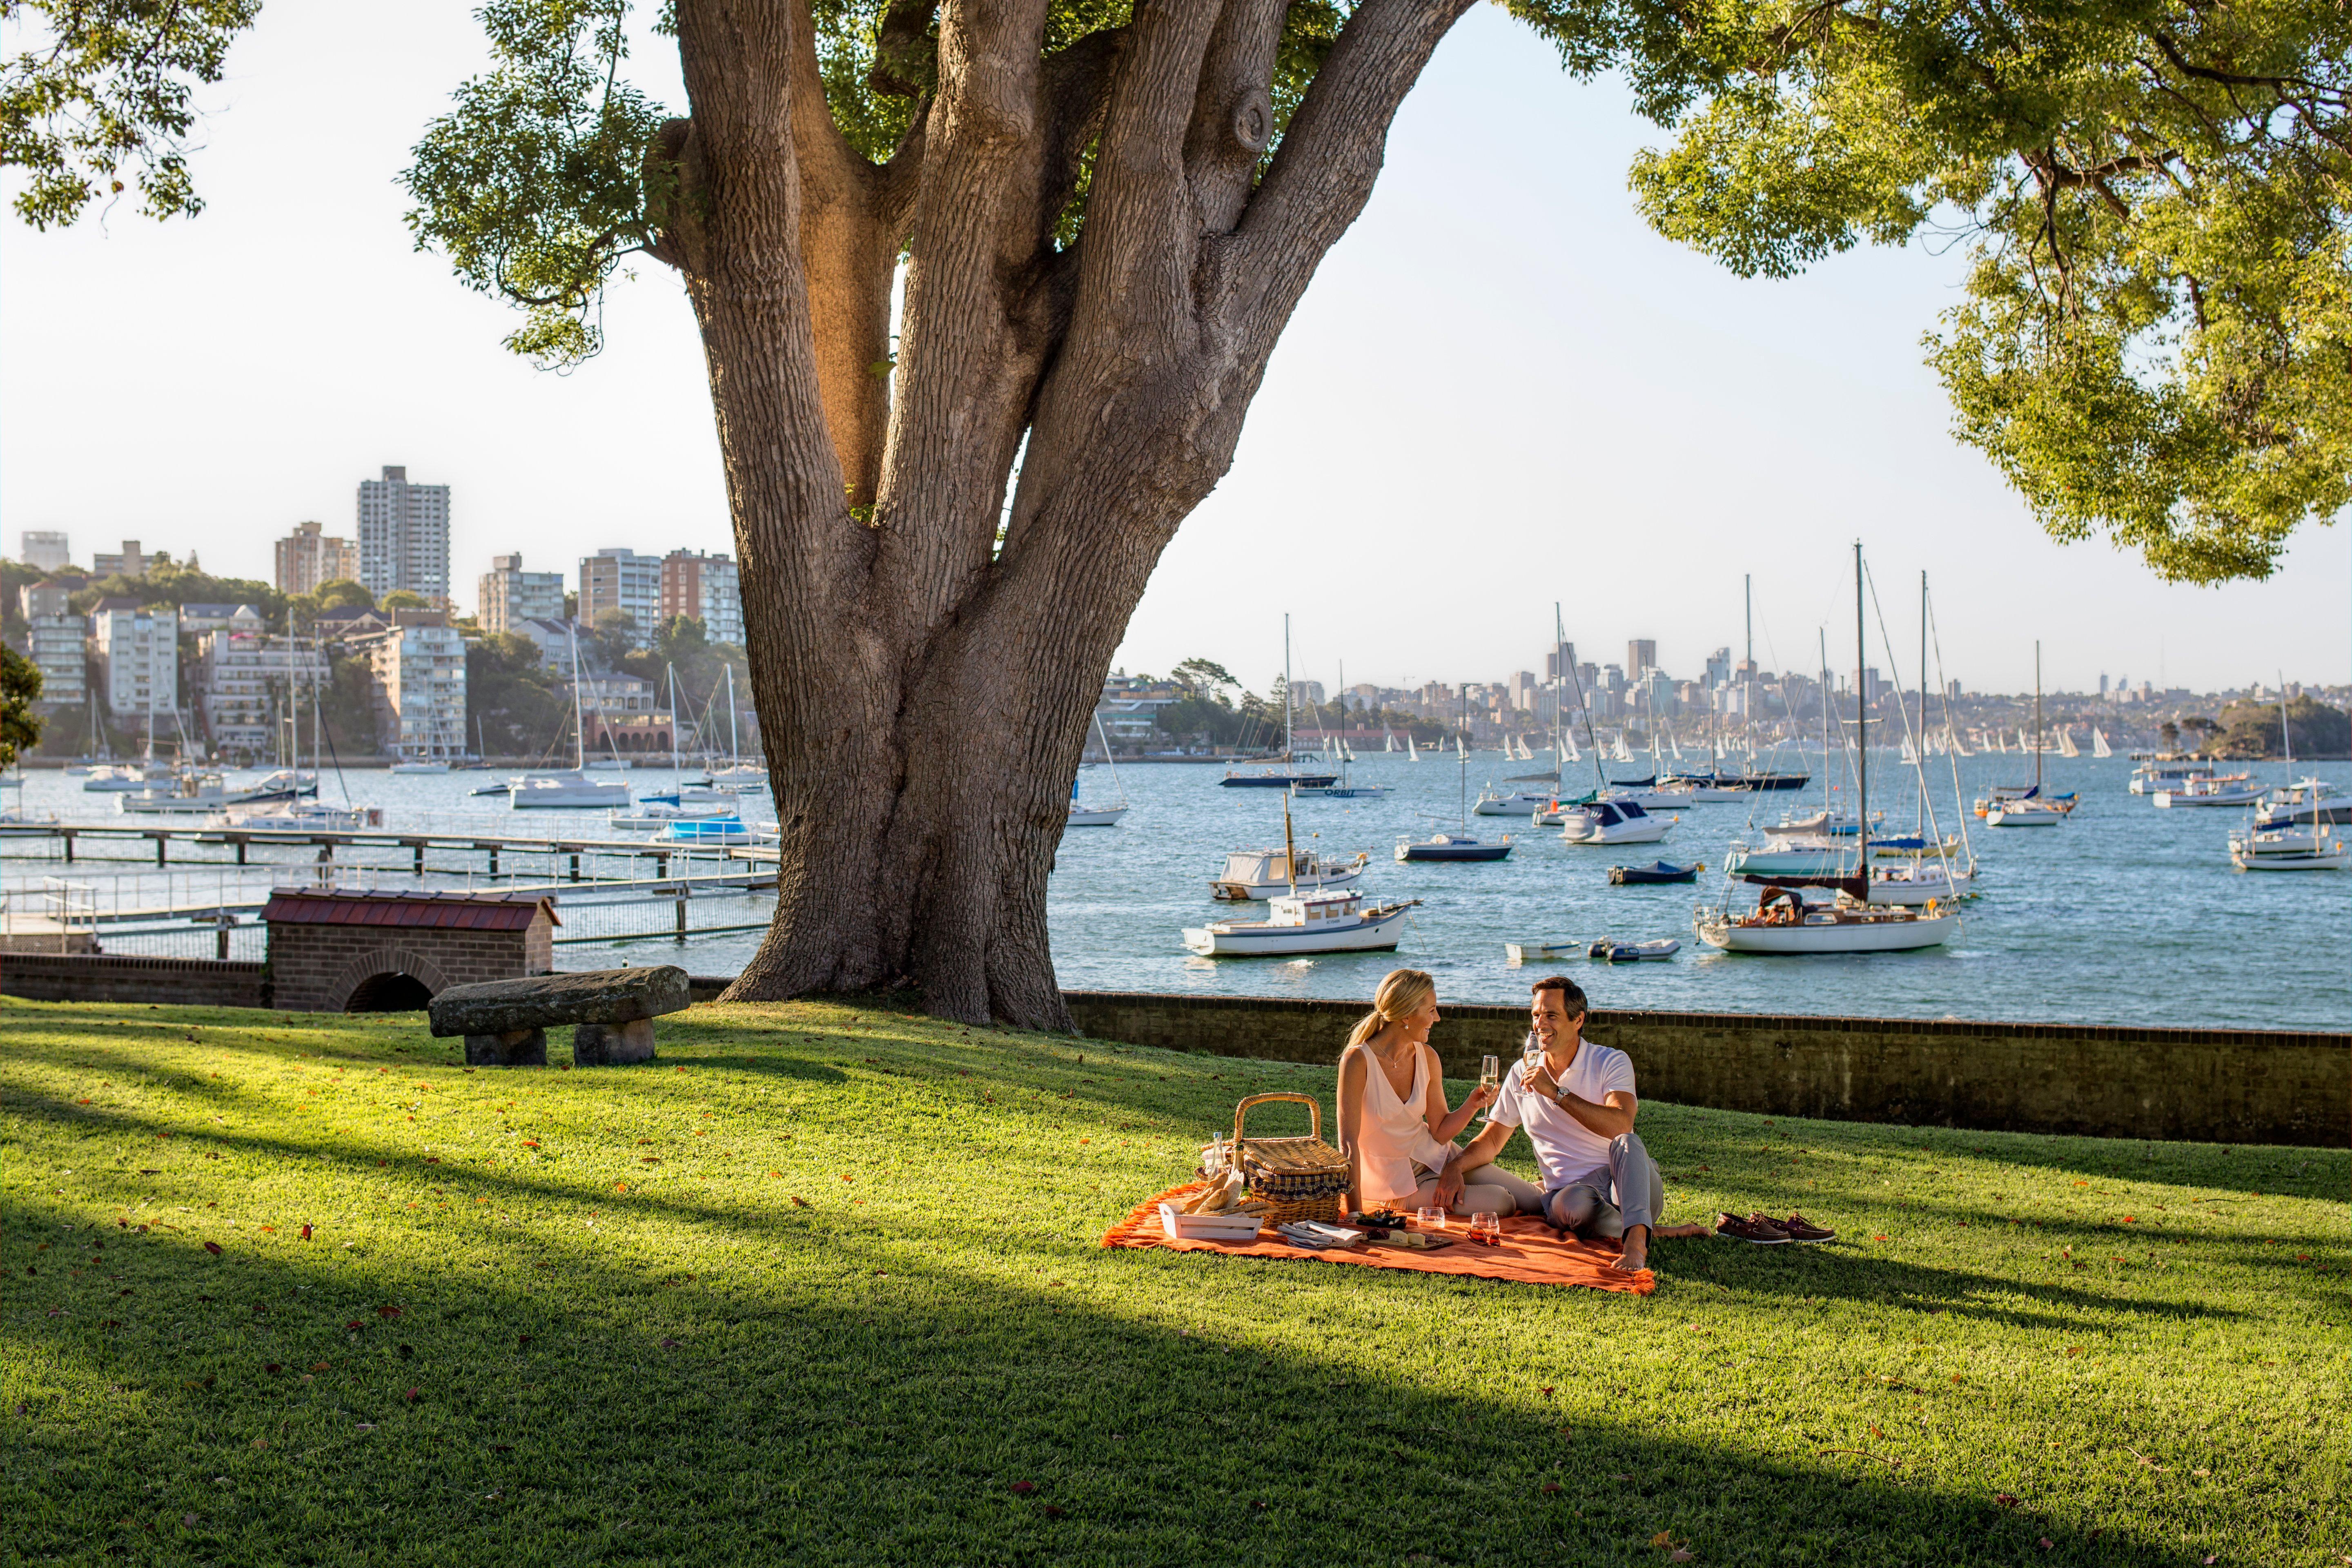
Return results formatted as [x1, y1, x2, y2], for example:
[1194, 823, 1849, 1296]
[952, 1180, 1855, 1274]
[1613, 1225, 1649, 1273]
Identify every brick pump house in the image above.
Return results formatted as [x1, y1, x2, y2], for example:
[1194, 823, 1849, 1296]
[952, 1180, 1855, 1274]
[262, 890, 557, 1012]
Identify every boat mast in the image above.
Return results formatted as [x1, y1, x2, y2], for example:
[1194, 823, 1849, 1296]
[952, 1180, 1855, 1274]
[2029, 646, 2040, 770]
[1919, 570, 1928, 834]
[1818, 628, 1832, 815]
[1855, 542, 1868, 871]
[1281, 787, 1298, 892]
[1282, 612, 1293, 764]
[725, 663, 739, 767]
[667, 664, 682, 787]
[568, 625, 587, 771]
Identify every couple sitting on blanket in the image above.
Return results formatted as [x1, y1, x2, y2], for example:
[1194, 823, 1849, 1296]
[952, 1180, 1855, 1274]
[1335, 969, 1707, 1273]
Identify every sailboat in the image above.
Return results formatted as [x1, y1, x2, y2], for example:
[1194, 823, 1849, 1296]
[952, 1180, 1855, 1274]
[2057, 726, 2081, 759]
[1398, 689, 1512, 861]
[1067, 715, 1131, 825]
[1218, 615, 1337, 788]
[511, 627, 634, 809]
[1984, 645, 2070, 826]
[1294, 659, 1391, 798]
[1406, 734, 1420, 762]
[2091, 727, 2113, 758]
[708, 666, 768, 791]
[1696, 544, 1960, 953]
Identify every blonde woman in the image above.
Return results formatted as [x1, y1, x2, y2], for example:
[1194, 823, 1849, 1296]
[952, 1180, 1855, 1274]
[1335, 969, 1537, 1218]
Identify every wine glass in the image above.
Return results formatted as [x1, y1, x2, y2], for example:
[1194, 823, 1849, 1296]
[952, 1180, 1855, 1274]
[1522, 1030, 1545, 1084]
[1414, 1206, 1448, 1232]
[1478, 1054, 1499, 1094]
[1470, 1211, 1501, 1241]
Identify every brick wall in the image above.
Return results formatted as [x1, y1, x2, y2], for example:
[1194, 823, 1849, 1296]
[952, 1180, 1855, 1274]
[1061, 991, 2350, 1149]
[268, 914, 555, 1012]
[1, 954, 270, 1009]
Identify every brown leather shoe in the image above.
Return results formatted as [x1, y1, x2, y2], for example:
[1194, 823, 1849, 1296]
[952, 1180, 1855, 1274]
[1779, 1213, 1836, 1243]
[1715, 1212, 1790, 1244]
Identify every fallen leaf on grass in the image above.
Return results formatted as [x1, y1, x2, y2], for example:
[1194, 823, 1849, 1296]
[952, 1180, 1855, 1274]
[1010, 1481, 1037, 1496]
[1652, 1531, 1674, 1547]
[1670, 1552, 1693, 1564]
[1041, 1504, 1066, 1517]
[299, 1225, 312, 1241]
[1994, 1494, 2020, 1507]
[1541, 1482, 1561, 1494]
[658, 1337, 682, 1350]
[2038, 1539, 2054, 1551]
[250, 1439, 268, 1450]
[376, 1305, 402, 1319]
[403, 1388, 419, 1402]
[203, 1242, 222, 1256]
[263, 1363, 281, 1374]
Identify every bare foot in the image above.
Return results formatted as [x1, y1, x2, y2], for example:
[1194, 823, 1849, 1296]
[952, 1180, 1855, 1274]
[1613, 1224, 1649, 1273]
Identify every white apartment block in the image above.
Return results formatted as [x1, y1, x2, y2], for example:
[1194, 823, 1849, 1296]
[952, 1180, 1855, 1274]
[199, 631, 331, 756]
[353, 623, 468, 762]
[92, 601, 178, 716]
[356, 466, 452, 604]
[274, 520, 362, 595]
[479, 553, 566, 635]
[658, 550, 744, 644]
[24, 614, 87, 708]
[579, 548, 662, 643]
[19, 531, 69, 572]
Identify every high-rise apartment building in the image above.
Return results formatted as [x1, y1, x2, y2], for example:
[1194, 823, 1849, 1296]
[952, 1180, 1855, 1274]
[274, 520, 362, 595]
[93, 540, 150, 579]
[22, 586, 86, 708]
[658, 550, 744, 644]
[580, 548, 662, 643]
[479, 553, 566, 634]
[92, 600, 178, 716]
[352, 619, 468, 762]
[356, 466, 451, 603]
[1626, 640, 1657, 677]
[19, 531, 69, 572]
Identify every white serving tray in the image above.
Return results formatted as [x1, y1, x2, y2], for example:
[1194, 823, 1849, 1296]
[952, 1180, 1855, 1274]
[1158, 1203, 1264, 1242]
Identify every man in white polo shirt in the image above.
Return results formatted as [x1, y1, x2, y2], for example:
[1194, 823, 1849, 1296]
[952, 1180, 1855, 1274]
[1437, 975, 1704, 1272]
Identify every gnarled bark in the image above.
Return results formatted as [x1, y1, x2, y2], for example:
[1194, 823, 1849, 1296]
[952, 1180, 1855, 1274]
[662, 0, 1473, 1026]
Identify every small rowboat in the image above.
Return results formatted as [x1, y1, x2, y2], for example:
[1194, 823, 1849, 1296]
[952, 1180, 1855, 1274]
[1588, 938, 1681, 962]
[1502, 940, 1580, 964]
[1608, 860, 1702, 885]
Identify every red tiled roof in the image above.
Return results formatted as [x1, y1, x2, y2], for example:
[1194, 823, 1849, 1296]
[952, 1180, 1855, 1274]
[260, 889, 559, 931]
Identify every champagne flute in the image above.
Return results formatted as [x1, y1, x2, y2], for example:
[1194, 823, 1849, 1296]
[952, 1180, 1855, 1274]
[1478, 1054, 1499, 1095]
[1522, 1029, 1544, 1085]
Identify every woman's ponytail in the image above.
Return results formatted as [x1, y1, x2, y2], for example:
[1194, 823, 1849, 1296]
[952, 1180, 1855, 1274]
[1344, 968, 1437, 1054]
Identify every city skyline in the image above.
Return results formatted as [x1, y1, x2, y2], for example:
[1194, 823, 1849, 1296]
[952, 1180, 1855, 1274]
[0, 1, 2343, 695]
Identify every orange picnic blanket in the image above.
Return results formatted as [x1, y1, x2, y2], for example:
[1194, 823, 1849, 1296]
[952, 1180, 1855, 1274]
[1101, 1183, 1655, 1295]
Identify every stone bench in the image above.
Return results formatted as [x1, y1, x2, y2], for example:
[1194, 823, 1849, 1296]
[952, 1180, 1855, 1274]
[427, 966, 691, 1066]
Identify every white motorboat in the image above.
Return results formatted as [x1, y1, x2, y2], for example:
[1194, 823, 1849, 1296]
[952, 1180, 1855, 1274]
[2152, 776, 2265, 808]
[1182, 887, 1418, 957]
[214, 800, 380, 831]
[1761, 808, 1883, 839]
[1503, 940, 1580, 964]
[1985, 797, 2068, 827]
[1656, 775, 1750, 802]
[245, 768, 318, 797]
[1473, 788, 1554, 816]
[1588, 938, 1680, 962]
[2129, 760, 2211, 795]
[510, 772, 633, 809]
[121, 771, 304, 815]
[609, 801, 738, 829]
[83, 761, 177, 793]
[2229, 822, 2349, 871]
[1724, 838, 1849, 878]
[390, 760, 451, 775]
[1868, 859, 1974, 904]
[1558, 799, 1672, 845]
[1212, 847, 1370, 900]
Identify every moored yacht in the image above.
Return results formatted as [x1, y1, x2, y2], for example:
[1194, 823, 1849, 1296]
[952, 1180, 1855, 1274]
[1182, 887, 1418, 956]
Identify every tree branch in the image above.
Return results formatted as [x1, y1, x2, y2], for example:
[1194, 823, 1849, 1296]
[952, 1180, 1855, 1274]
[1231, 0, 1475, 342]
[1183, 0, 1289, 236]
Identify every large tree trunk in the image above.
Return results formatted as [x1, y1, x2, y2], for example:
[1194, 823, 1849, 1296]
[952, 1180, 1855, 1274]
[661, 0, 1474, 1027]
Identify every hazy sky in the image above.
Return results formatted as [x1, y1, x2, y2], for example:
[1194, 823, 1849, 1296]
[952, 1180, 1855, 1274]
[3, 1, 2343, 698]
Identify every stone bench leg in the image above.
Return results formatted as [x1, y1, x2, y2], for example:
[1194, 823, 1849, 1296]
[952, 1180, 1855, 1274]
[572, 1018, 656, 1066]
[465, 1027, 547, 1067]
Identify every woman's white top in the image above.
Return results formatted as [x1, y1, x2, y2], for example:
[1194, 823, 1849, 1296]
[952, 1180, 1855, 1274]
[1344, 1042, 1454, 1204]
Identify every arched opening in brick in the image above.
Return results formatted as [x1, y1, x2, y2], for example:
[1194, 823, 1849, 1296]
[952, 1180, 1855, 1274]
[343, 971, 434, 1013]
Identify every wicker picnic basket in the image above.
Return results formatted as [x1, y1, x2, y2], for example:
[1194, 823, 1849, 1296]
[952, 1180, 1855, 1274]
[1231, 1093, 1350, 1227]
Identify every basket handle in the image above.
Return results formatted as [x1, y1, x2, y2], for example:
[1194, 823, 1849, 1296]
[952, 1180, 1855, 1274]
[1234, 1091, 1322, 1145]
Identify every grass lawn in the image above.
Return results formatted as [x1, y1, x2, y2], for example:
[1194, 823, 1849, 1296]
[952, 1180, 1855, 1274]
[2, 994, 2345, 1566]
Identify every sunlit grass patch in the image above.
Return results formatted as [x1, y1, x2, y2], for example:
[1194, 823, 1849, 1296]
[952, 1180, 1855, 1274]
[2, 995, 2345, 1564]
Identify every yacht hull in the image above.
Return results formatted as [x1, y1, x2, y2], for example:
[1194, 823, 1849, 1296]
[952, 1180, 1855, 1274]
[1697, 908, 1959, 953]
[1183, 905, 1411, 956]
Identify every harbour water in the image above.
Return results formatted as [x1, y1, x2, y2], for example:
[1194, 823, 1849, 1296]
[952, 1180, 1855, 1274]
[7, 751, 2346, 1030]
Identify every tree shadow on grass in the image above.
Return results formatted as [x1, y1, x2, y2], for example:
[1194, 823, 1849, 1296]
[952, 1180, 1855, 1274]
[6, 1181, 2219, 1568]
